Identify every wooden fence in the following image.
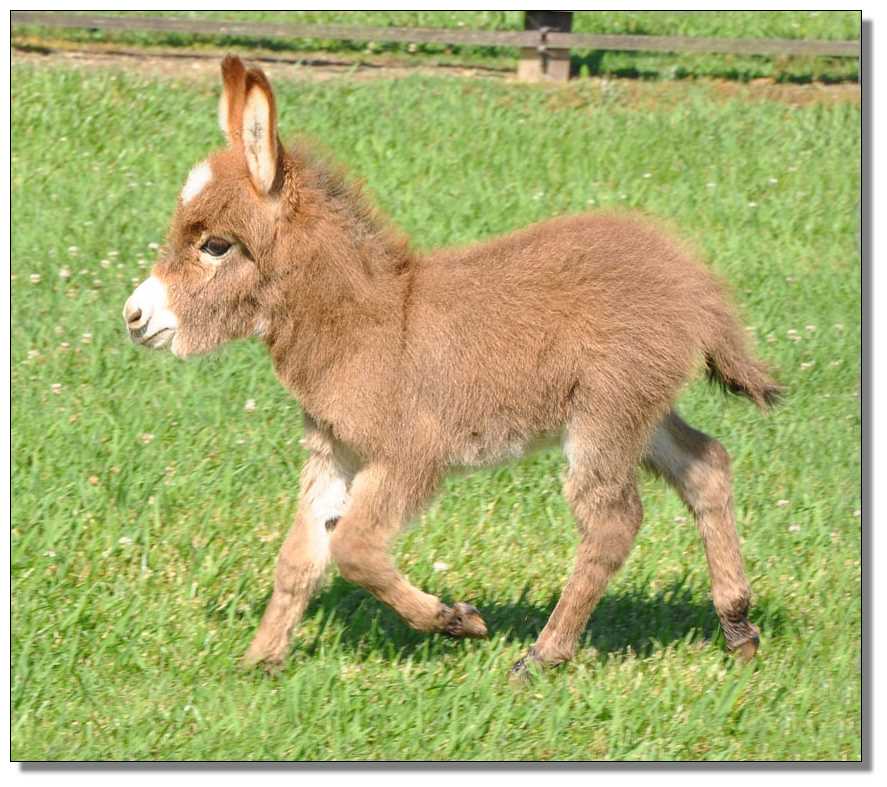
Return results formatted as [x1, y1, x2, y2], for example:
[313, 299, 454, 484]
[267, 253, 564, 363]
[11, 11, 860, 82]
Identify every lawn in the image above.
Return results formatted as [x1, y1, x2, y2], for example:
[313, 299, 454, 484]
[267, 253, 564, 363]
[13, 9, 861, 83]
[10, 54, 861, 760]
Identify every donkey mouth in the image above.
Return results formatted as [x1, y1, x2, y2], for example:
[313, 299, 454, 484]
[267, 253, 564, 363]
[136, 327, 175, 349]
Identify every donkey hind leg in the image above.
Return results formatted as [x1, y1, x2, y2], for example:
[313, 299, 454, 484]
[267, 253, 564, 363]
[243, 432, 352, 668]
[511, 425, 645, 680]
[329, 463, 488, 640]
[644, 410, 759, 659]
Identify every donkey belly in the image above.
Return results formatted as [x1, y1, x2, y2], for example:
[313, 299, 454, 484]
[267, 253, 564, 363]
[450, 427, 562, 471]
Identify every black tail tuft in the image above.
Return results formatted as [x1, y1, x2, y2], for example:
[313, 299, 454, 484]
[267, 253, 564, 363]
[705, 353, 784, 411]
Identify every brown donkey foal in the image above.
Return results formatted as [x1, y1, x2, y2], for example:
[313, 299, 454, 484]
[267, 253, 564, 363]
[123, 57, 779, 678]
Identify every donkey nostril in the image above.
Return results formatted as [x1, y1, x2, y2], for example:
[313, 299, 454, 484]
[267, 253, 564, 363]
[126, 305, 143, 326]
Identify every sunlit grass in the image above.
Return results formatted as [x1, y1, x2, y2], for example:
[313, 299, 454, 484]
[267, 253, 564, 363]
[11, 60, 860, 760]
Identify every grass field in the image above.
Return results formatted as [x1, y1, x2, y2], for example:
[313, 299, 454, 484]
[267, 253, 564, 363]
[13, 10, 861, 83]
[11, 52, 861, 760]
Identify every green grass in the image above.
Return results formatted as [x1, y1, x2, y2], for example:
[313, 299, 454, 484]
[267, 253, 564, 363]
[11, 60, 860, 760]
[14, 10, 861, 83]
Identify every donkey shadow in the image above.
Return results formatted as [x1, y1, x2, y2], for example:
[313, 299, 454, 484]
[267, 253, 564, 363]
[279, 574, 789, 665]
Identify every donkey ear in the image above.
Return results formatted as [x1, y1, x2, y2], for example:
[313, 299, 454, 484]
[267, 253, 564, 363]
[241, 68, 281, 196]
[218, 55, 247, 145]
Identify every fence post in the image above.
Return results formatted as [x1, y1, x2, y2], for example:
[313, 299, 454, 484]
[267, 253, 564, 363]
[517, 10, 573, 82]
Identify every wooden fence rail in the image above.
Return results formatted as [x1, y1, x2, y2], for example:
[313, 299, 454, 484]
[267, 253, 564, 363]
[11, 11, 860, 83]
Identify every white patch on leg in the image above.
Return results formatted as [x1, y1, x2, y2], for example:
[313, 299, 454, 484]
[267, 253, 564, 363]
[309, 476, 349, 525]
[181, 161, 213, 205]
[298, 425, 360, 565]
[302, 465, 352, 566]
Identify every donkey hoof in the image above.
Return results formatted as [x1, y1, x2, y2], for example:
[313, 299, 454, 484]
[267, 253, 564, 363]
[725, 619, 760, 662]
[731, 634, 760, 662]
[444, 602, 488, 639]
[242, 655, 285, 677]
[508, 648, 544, 685]
[241, 641, 285, 672]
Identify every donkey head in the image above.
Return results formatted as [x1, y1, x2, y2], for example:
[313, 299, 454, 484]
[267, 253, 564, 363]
[123, 56, 295, 357]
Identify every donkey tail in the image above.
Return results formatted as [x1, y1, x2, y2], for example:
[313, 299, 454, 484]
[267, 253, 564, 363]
[703, 307, 783, 411]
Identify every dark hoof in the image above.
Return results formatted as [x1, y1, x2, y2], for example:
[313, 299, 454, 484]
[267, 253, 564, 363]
[241, 638, 287, 673]
[731, 633, 760, 662]
[444, 602, 488, 639]
[508, 648, 544, 685]
[723, 617, 760, 662]
[241, 650, 284, 675]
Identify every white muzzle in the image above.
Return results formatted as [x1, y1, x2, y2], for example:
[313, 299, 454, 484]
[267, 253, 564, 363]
[123, 276, 178, 350]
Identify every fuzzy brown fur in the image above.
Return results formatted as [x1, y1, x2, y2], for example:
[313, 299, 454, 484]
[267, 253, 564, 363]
[126, 57, 779, 676]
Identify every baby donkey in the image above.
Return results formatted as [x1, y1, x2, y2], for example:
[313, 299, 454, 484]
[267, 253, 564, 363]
[123, 57, 779, 678]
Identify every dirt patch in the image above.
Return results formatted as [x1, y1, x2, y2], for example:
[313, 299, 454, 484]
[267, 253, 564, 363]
[11, 41, 507, 85]
[706, 76, 859, 108]
[12, 41, 859, 109]
[602, 74, 859, 111]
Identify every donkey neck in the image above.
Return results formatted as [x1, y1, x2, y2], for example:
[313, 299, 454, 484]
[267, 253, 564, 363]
[261, 147, 419, 439]
[264, 220, 415, 438]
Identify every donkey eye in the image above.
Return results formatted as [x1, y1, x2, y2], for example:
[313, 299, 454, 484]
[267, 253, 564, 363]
[201, 237, 232, 257]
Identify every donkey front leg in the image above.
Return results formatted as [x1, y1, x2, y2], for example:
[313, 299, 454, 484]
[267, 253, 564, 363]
[329, 464, 488, 639]
[243, 428, 353, 668]
[644, 410, 759, 659]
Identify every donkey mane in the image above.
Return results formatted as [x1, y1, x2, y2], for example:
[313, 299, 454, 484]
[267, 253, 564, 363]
[287, 140, 415, 271]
